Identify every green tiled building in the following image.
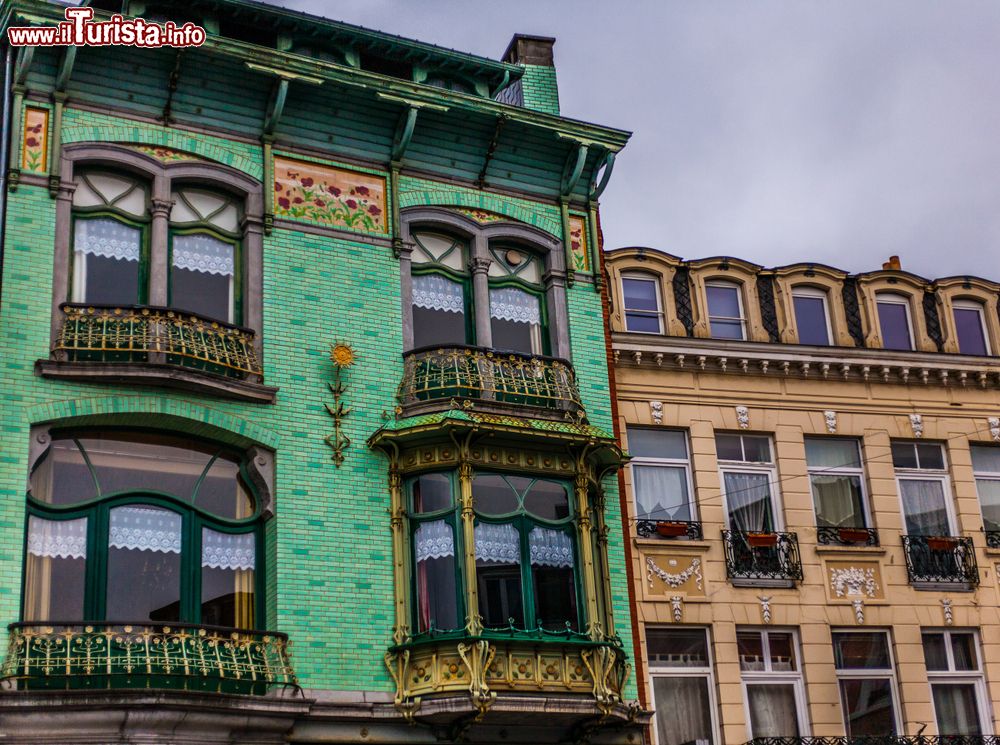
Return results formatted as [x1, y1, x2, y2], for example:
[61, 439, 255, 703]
[0, 1, 641, 742]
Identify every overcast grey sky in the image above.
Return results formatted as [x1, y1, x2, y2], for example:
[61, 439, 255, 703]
[272, 0, 1000, 279]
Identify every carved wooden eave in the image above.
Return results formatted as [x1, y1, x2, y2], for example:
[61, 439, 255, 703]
[612, 333, 1000, 388]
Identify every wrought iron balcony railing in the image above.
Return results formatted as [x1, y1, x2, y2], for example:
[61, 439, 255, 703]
[817, 525, 881, 547]
[745, 737, 1000, 745]
[723, 530, 803, 583]
[636, 519, 704, 540]
[902, 535, 979, 586]
[1, 622, 296, 695]
[53, 303, 262, 381]
[398, 345, 585, 417]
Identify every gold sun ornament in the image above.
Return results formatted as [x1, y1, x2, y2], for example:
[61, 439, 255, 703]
[330, 342, 356, 368]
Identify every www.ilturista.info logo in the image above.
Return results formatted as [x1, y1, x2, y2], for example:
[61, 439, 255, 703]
[8, 7, 206, 48]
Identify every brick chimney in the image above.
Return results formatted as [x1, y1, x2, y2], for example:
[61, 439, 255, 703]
[882, 255, 902, 271]
[500, 35, 560, 116]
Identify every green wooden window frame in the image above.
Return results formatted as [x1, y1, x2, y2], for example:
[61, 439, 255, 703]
[69, 210, 152, 306]
[167, 226, 244, 325]
[487, 244, 549, 356]
[411, 231, 475, 346]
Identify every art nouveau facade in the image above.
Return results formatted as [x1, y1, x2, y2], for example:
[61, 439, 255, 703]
[0, 1, 643, 742]
[606, 248, 1000, 745]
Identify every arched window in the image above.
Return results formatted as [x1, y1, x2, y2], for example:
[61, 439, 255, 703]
[169, 187, 243, 323]
[487, 245, 546, 355]
[24, 431, 263, 629]
[410, 231, 470, 348]
[71, 170, 150, 306]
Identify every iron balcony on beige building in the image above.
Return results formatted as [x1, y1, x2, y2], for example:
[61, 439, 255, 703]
[605, 247, 1000, 745]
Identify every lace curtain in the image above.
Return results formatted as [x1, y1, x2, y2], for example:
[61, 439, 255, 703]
[412, 274, 465, 314]
[202, 529, 255, 571]
[74, 218, 141, 262]
[172, 234, 235, 276]
[633, 465, 691, 521]
[27, 516, 87, 560]
[414, 519, 455, 562]
[489, 287, 540, 325]
[723, 471, 774, 532]
[109, 506, 182, 553]
[900, 479, 950, 536]
[475, 522, 520, 564]
[528, 527, 573, 568]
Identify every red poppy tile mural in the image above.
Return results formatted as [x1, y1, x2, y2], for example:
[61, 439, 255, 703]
[21, 107, 48, 173]
[568, 215, 591, 273]
[274, 156, 387, 233]
[128, 144, 199, 163]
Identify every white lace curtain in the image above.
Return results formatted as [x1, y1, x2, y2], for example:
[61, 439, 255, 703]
[172, 234, 234, 276]
[414, 519, 455, 562]
[412, 273, 464, 314]
[109, 506, 182, 553]
[528, 527, 574, 568]
[900, 479, 950, 536]
[27, 516, 87, 560]
[74, 218, 141, 262]
[475, 522, 520, 564]
[202, 529, 255, 571]
[489, 287, 540, 325]
[723, 471, 774, 532]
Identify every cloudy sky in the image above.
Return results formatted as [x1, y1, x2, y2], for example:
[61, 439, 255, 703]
[271, 0, 1000, 279]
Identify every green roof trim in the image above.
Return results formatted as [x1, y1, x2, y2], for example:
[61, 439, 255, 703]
[370, 409, 616, 442]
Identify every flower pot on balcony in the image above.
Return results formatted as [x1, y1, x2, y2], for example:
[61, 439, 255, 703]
[927, 537, 958, 551]
[655, 521, 689, 537]
[747, 532, 779, 548]
[837, 528, 871, 544]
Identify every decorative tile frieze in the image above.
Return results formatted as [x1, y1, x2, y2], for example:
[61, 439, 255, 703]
[274, 155, 387, 233]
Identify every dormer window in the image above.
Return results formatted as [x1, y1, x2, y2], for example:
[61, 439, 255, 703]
[876, 293, 914, 351]
[706, 281, 746, 340]
[953, 299, 990, 356]
[621, 274, 663, 334]
[792, 286, 832, 346]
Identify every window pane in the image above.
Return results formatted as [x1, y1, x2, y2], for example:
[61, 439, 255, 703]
[877, 301, 912, 351]
[412, 273, 466, 348]
[24, 516, 87, 621]
[724, 472, 774, 532]
[106, 506, 182, 622]
[899, 479, 950, 535]
[625, 312, 661, 333]
[490, 287, 542, 355]
[841, 678, 897, 736]
[623, 277, 659, 312]
[971, 445, 1000, 473]
[628, 428, 688, 460]
[473, 474, 519, 515]
[916, 443, 945, 470]
[171, 269, 232, 321]
[891, 442, 918, 469]
[414, 519, 458, 632]
[955, 307, 988, 356]
[812, 474, 866, 528]
[475, 522, 523, 628]
[793, 295, 830, 345]
[707, 284, 741, 318]
[412, 473, 453, 513]
[769, 632, 797, 671]
[715, 434, 744, 461]
[653, 677, 714, 745]
[742, 436, 771, 463]
[833, 632, 891, 669]
[709, 318, 744, 340]
[738, 632, 765, 671]
[805, 438, 861, 469]
[491, 316, 540, 355]
[951, 633, 978, 671]
[647, 628, 709, 667]
[923, 633, 949, 671]
[633, 465, 691, 521]
[530, 528, 577, 631]
[975, 478, 1000, 532]
[29, 438, 97, 506]
[932, 684, 982, 736]
[74, 218, 142, 306]
[201, 528, 255, 628]
[522, 481, 570, 521]
[747, 684, 800, 738]
[196, 455, 254, 520]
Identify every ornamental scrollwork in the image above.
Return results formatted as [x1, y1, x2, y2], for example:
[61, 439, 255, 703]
[830, 566, 879, 598]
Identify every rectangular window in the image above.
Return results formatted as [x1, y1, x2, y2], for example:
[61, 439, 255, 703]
[892, 442, 953, 536]
[792, 288, 831, 346]
[971, 444, 1000, 535]
[72, 218, 143, 306]
[706, 282, 746, 340]
[628, 427, 695, 523]
[922, 630, 988, 736]
[876, 294, 914, 351]
[954, 300, 990, 356]
[805, 438, 869, 530]
[717, 434, 779, 532]
[647, 628, 717, 745]
[622, 275, 664, 333]
[739, 629, 807, 738]
[833, 631, 900, 737]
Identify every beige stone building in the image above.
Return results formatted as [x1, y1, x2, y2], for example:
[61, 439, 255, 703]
[604, 248, 1000, 745]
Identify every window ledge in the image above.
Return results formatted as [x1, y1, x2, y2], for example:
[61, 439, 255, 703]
[909, 581, 978, 593]
[36, 360, 278, 404]
[982, 547, 1000, 557]
[814, 544, 887, 555]
[729, 578, 796, 589]
[634, 537, 711, 551]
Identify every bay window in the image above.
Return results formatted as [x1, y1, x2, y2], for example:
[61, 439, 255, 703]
[647, 627, 718, 745]
[739, 629, 807, 738]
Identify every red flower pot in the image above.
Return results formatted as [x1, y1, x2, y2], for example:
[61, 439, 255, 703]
[655, 521, 689, 537]
[926, 537, 958, 551]
[838, 528, 871, 544]
[747, 532, 779, 548]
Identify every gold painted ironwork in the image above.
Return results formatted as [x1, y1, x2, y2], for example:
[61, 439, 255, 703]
[324, 343, 355, 467]
[2, 622, 296, 694]
[399, 346, 585, 416]
[53, 303, 262, 380]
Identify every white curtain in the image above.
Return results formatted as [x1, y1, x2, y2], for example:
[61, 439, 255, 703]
[109, 506, 181, 553]
[201, 528, 255, 571]
[932, 684, 983, 735]
[653, 677, 713, 745]
[412, 273, 464, 313]
[489, 287, 540, 325]
[811, 474, 863, 527]
[27, 516, 87, 559]
[633, 465, 690, 521]
[747, 684, 799, 737]
[475, 522, 520, 564]
[74, 218, 141, 261]
[900, 479, 950, 535]
[172, 234, 234, 275]
[724, 472, 774, 531]
[414, 519, 455, 562]
[528, 527, 573, 568]
[976, 478, 1000, 531]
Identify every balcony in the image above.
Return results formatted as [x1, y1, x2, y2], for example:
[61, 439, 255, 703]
[636, 519, 704, 540]
[722, 530, 803, 585]
[1, 622, 297, 695]
[817, 526, 881, 547]
[398, 345, 585, 420]
[37, 304, 276, 402]
[902, 535, 979, 587]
